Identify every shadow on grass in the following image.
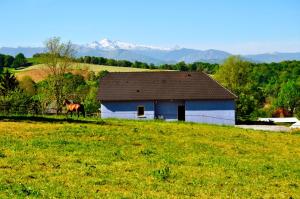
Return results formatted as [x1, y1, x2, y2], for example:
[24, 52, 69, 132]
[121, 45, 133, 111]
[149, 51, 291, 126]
[0, 115, 106, 125]
[236, 120, 275, 125]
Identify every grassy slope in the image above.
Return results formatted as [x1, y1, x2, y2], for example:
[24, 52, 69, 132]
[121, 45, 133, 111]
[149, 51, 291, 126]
[14, 63, 150, 82]
[0, 117, 299, 198]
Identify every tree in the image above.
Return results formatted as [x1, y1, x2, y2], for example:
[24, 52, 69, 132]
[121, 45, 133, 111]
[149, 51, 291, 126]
[107, 59, 117, 66]
[276, 80, 300, 115]
[4, 55, 14, 67]
[84, 56, 91, 63]
[63, 73, 88, 102]
[41, 37, 76, 114]
[84, 70, 109, 114]
[12, 53, 27, 68]
[176, 61, 188, 71]
[84, 86, 99, 114]
[215, 56, 252, 92]
[215, 56, 256, 120]
[35, 79, 53, 114]
[0, 54, 5, 67]
[90, 57, 97, 64]
[236, 92, 258, 120]
[0, 69, 19, 96]
[98, 57, 106, 65]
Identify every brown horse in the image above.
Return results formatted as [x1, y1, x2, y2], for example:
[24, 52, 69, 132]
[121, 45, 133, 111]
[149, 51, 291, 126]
[63, 99, 85, 117]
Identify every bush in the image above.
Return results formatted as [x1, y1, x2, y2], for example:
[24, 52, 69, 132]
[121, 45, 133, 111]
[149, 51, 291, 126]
[152, 167, 171, 181]
[84, 87, 99, 114]
[0, 89, 39, 115]
[0, 151, 6, 158]
[19, 76, 36, 96]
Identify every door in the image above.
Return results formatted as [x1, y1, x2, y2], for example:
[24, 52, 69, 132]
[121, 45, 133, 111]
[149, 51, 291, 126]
[178, 105, 185, 121]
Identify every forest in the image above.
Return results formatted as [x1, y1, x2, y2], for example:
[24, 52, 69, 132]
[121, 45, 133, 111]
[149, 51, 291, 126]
[0, 39, 299, 121]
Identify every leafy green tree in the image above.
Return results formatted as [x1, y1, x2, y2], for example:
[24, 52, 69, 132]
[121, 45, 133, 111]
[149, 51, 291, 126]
[64, 73, 86, 90]
[41, 37, 76, 114]
[91, 57, 98, 64]
[149, 63, 156, 69]
[276, 80, 300, 115]
[84, 71, 110, 115]
[12, 53, 27, 68]
[63, 73, 88, 102]
[84, 86, 99, 114]
[35, 80, 53, 114]
[98, 57, 106, 65]
[215, 56, 256, 120]
[236, 92, 258, 120]
[106, 59, 117, 66]
[118, 60, 132, 67]
[176, 61, 188, 71]
[84, 56, 91, 63]
[4, 55, 14, 67]
[215, 56, 251, 92]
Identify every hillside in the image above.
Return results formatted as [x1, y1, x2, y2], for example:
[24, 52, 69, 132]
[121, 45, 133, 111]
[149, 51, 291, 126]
[14, 63, 150, 82]
[0, 117, 299, 198]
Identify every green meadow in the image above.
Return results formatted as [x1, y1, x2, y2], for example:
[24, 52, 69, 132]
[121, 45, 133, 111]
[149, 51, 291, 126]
[0, 116, 299, 198]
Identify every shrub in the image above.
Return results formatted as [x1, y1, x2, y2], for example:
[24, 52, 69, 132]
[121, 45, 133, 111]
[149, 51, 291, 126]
[84, 87, 99, 114]
[19, 76, 36, 96]
[152, 167, 171, 181]
[0, 151, 6, 158]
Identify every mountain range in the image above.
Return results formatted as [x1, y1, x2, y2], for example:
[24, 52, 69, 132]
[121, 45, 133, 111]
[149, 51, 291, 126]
[1, 38, 300, 64]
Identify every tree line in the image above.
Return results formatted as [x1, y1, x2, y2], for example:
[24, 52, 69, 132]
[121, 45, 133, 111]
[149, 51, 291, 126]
[32, 54, 220, 74]
[0, 53, 28, 68]
[215, 57, 300, 120]
[76, 56, 219, 74]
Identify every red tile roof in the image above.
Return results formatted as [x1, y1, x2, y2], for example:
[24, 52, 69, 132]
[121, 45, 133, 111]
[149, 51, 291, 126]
[97, 71, 236, 101]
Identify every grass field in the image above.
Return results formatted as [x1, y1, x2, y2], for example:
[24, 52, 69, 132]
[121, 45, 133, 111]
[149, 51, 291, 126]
[0, 116, 299, 198]
[14, 63, 151, 82]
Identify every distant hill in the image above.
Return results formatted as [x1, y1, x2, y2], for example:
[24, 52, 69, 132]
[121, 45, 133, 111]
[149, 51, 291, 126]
[1, 38, 300, 64]
[244, 52, 300, 63]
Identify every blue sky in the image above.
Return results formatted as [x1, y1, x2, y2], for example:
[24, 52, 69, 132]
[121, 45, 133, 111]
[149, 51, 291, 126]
[0, 0, 299, 54]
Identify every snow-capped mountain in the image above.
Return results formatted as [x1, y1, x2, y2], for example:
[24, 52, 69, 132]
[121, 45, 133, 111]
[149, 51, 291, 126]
[76, 38, 231, 63]
[1, 38, 300, 64]
[85, 38, 172, 51]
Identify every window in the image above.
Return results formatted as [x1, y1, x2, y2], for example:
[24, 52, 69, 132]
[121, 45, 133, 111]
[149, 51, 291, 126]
[137, 106, 145, 117]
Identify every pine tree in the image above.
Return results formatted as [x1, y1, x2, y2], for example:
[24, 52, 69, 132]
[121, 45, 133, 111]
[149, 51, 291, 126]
[0, 70, 19, 96]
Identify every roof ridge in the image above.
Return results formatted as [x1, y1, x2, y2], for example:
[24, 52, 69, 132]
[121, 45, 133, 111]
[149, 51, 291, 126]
[107, 71, 199, 74]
